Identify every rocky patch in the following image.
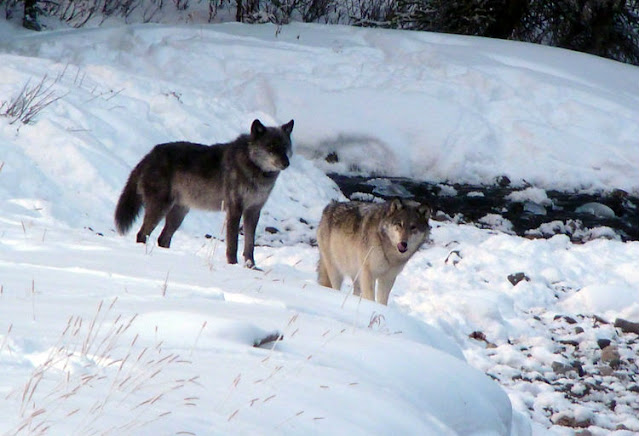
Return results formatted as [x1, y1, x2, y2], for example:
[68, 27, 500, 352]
[474, 309, 639, 434]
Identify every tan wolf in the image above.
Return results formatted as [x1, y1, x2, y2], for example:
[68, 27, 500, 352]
[114, 119, 294, 268]
[317, 199, 431, 305]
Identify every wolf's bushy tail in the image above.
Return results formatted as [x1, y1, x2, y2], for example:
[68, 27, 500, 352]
[114, 163, 143, 235]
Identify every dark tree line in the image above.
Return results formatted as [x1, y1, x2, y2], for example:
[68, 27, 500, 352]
[3, 0, 639, 65]
[523, 0, 639, 65]
[391, 0, 639, 65]
[22, 0, 38, 30]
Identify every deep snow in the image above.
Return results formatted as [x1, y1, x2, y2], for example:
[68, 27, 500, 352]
[1, 19, 638, 435]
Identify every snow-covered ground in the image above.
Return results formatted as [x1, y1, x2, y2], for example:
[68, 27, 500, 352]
[1, 19, 638, 435]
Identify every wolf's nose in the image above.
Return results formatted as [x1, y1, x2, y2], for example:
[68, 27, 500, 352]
[397, 242, 408, 253]
[281, 157, 290, 169]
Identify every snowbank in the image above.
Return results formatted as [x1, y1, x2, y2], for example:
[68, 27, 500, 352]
[2, 20, 638, 435]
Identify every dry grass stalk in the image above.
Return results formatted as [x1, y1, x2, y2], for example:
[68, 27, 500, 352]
[7, 299, 199, 434]
[0, 75, 66, 125]
[0, 323, 12, 356]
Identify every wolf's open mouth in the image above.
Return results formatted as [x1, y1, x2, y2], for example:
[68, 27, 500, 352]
[397, 242, 408, 253]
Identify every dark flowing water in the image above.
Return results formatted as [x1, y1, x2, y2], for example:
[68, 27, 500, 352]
[328, 174, 639, 242]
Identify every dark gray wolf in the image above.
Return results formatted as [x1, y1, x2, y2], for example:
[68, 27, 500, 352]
[317, 199, 431, 305]
[114, 119, 294, 268]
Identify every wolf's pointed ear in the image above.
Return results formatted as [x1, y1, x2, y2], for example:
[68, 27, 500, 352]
[251, 119, 267, 139]
[418, 204, 431, 220]
[389, 198, 403, 213]
[281, 119, 294, 136]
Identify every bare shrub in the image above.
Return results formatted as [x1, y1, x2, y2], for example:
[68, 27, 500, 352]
[344, 0, 397, 27]
[35, 0, 165, 26]
[299, 0, 338, 23]
[0, 75, 64, 125]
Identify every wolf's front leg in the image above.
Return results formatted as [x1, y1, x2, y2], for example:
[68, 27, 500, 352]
[225, 205, 242, 264]
[376, 273, 398, 305]
[242, 206, 261, 268]
[352, 281, 361, 296]
[358, 269, 375, 302]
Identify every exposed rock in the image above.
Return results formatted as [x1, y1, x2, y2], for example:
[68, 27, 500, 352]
[496, 175, 511, 187]
[552, 413, 593, 428]
[600, 366, 614, 376]
[508, 272, 530, 286]
[445, 250, 462, 266]
[325, 151, 339, 163]
[615, 318, 639, 335]
[575, 202, 616, 218]
[554, 314, 577, 324]
[524, 201, 546, 215]
[253, 331, 283, 348]
[572, 361, 585, 377]
[552, 361, 575, 376]
[570, 383, 590, 397]
[469, 330, 497, 348]
[559, 339, 579, 347]
[597, 338, 612, 349]
[601, 345, 621, 367]
[469, 331, 487, 341]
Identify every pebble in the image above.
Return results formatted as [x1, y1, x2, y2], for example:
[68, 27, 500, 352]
[508, 272, 530, 286]
[601, 345, 621, 366]
[597, 338, 612, 349]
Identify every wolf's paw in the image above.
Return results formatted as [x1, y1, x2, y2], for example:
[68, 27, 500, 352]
[244, 259, 263, 271]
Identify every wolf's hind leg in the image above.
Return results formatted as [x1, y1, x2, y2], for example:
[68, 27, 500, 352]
[317, 255, 330, 287]
[318, 255, 337, 288]
[158, 205, 189, 248]
[136, 200, 170, 244]
[318, 252, 343, 290]
[326, 262, 343, 291]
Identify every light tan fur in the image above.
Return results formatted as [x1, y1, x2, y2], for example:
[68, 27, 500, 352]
[317, 199, 431, 305]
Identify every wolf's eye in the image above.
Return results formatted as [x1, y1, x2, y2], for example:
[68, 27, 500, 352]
[410, 224, 417, 231]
